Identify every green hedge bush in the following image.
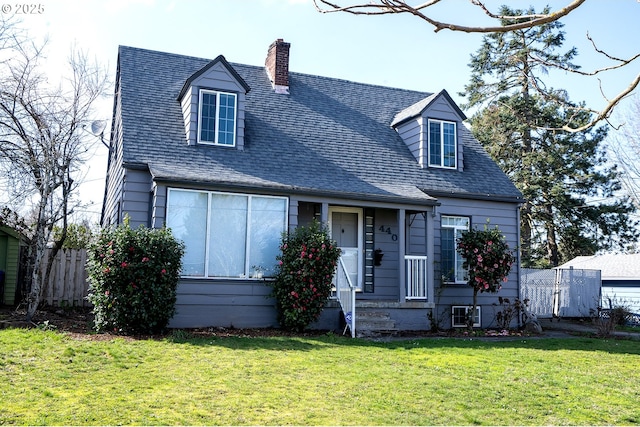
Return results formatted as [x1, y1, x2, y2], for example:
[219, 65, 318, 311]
[87, 219, 185, 334]
[271, 220, 341, 331]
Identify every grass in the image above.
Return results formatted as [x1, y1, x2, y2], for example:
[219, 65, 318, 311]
[1, 329, 639, 425]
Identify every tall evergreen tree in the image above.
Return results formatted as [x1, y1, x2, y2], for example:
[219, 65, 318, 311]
[462, 6, 638, 267]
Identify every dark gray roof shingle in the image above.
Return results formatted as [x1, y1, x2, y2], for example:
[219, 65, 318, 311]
[116, 45, 522, 205]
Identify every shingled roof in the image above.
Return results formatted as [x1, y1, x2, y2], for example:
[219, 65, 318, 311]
[115, 45, 523, 205]
[560, 254, 640, 280]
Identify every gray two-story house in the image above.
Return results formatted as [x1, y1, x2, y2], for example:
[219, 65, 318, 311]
[101, 39, 523, 334]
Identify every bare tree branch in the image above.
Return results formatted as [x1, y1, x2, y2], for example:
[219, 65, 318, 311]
[560, 72, 640, 133]
[313, 0, 587, 33]
[312, 0, 637, 132]
[533, 33, 640, 78]
[607, 94, 640, 211]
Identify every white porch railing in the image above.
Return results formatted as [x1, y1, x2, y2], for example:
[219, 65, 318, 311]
[405, 255, 428, 300]
[335, 256, 356, 337]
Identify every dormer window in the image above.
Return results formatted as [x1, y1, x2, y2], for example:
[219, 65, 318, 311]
[428, 119, 457, 168]
[197, 89, 237, 146]
[392, 90, 465, 170]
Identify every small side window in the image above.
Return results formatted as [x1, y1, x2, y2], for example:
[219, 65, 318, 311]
[452, 305, 481, 328]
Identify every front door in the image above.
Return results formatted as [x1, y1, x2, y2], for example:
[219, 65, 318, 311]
[329, 207, 363, 291]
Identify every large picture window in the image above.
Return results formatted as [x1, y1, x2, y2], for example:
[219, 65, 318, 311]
[428, 119, 457, 168]
[167, 189, 288, 278]
[198, 89, 237, 146]
[441, 215, 469, 283]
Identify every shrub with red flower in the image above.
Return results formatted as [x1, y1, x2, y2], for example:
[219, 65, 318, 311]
[87, 216, 185, 334]
[270, 220, 341, 331]
[457, 224, 515, 327]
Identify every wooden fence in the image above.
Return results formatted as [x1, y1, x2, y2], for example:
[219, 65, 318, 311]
[40, 248, 91, 307]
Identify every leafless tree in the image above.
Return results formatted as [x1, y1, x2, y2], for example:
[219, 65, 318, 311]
[0, 18, 109, 320]
[313, 0, 640, 132]
[607, 94, 640, 211]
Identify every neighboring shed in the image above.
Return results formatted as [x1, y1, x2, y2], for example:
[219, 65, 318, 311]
[0, 225, 25, 306]
[560, 254, 640, 313]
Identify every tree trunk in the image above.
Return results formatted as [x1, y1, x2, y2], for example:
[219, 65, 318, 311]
[26, 228, 46, 322]
[26, 188, 51, 322]
[468, 288, 479, 330]
[545, 205, 559, 267]
[520, 200, 533, 265]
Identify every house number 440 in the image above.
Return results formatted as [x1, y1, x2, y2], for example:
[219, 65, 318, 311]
[378, 225, 398, 241]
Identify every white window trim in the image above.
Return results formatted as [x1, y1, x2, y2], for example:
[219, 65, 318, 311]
[442, 215, 469, 284]
[427, 119, 457, 169]
[452, 305, 481, 328]
[197, 89, 237, 147]
[167, 188, 288, 279]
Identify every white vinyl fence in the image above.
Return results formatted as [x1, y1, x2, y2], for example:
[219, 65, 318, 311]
[521, 267, 601, 318]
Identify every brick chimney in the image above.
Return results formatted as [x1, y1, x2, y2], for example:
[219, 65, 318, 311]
[265, 39, 290, 94]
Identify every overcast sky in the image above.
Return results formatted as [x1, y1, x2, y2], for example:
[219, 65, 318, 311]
[11, 0, 640, 223]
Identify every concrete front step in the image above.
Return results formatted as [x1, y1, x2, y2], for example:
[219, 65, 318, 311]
[355, 309, 397, 338]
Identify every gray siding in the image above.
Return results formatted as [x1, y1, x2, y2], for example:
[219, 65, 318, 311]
[102, 80, 125, 226]
[368, 208, 400, 300]
[424, 95, 461, 122]
[432, 197, 520, 328]
[180, 86, 197, 145]
[151, 184, 167, 229]
[120, 169, 152, 227]
[170, 279, 279, 328]
[395, 117, 423, 166]
[407, 211, 427, 254]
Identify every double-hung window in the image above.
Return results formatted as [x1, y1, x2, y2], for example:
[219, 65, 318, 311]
[198, 89, 237, 146]
[428, 119, 457, 168]
[441, 215, 469, 283]
[167, 189, 288, 278]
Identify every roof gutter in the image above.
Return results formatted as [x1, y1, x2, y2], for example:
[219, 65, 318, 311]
[151, 175, 439, 208]
[423, 189, 525, 204]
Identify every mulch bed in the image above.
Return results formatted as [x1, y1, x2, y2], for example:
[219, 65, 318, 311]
[0, 306, 339, 341]
[0, 305, 93, 333]
[0, 305, 542, 341]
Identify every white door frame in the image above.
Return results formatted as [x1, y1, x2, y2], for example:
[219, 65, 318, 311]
[328, 206, 364, 291]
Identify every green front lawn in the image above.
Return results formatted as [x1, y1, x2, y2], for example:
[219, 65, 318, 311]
[1, 329, 639, 425]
